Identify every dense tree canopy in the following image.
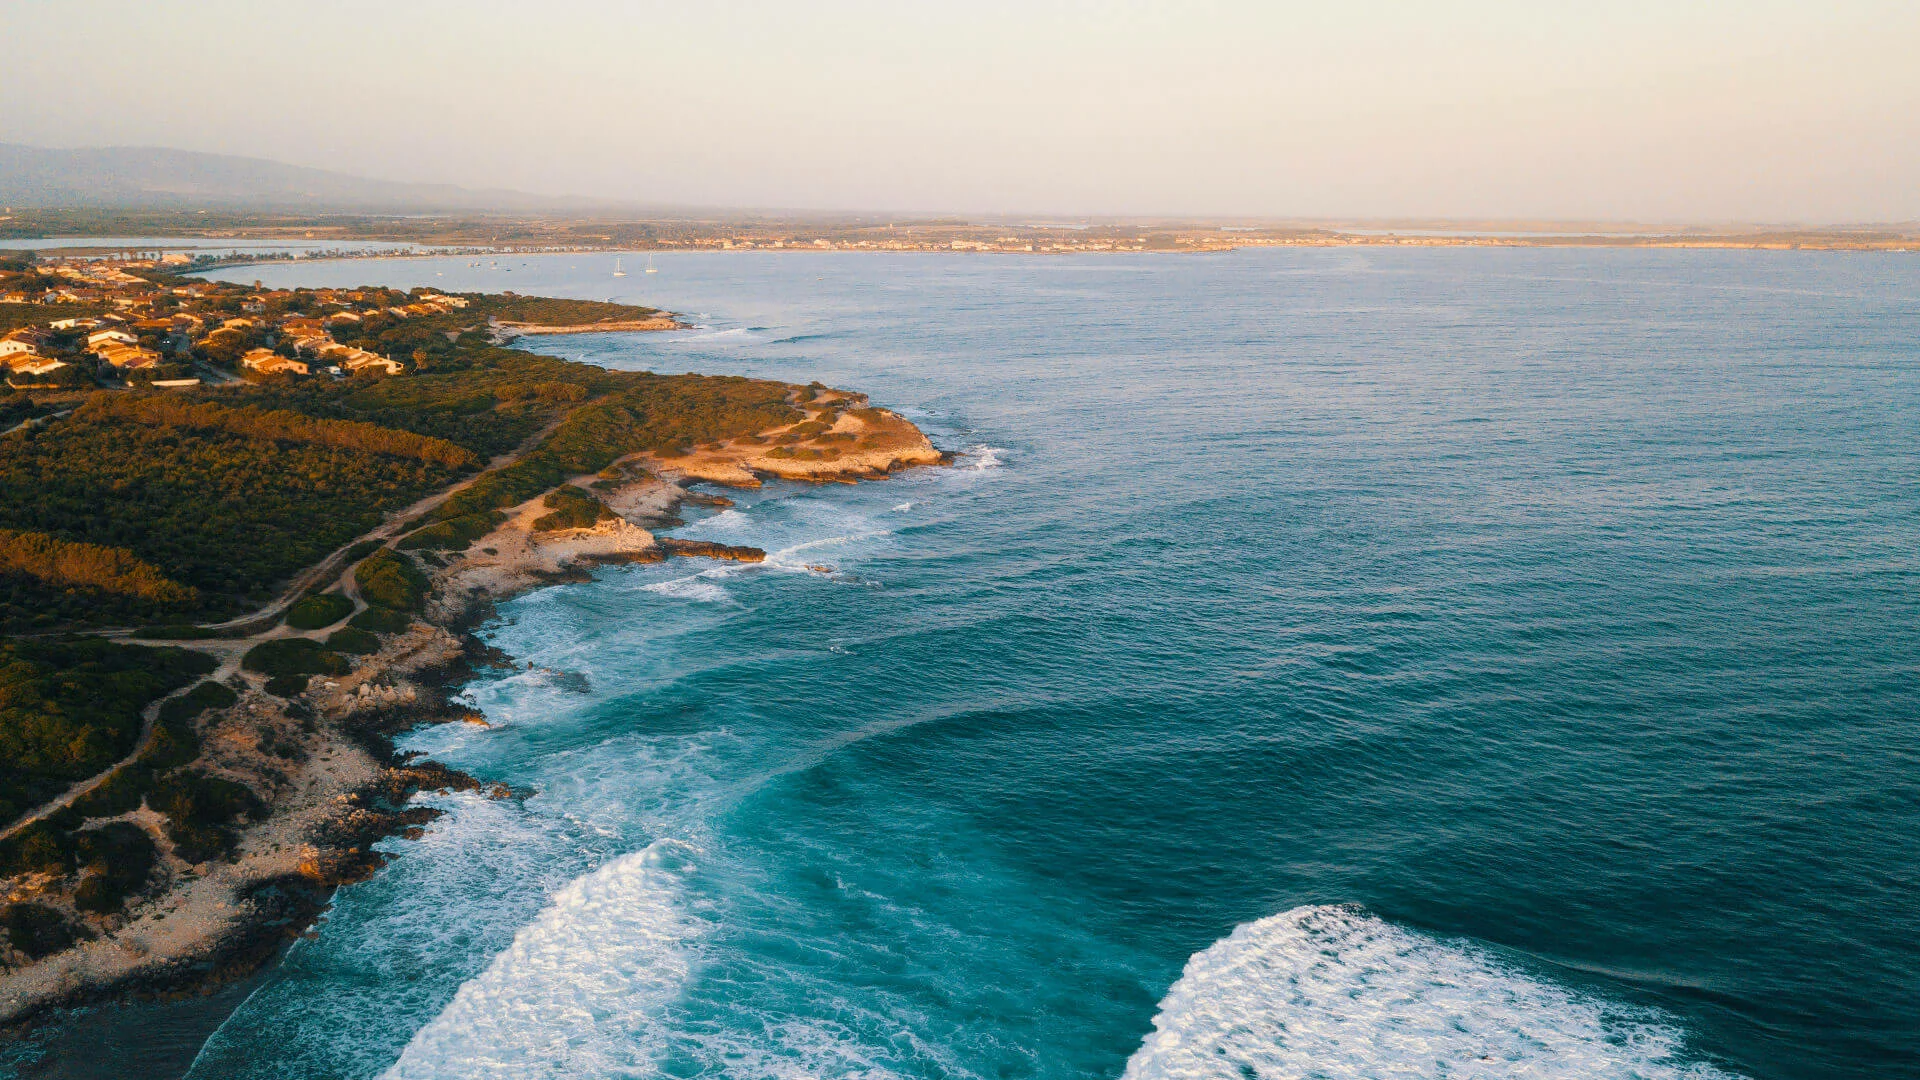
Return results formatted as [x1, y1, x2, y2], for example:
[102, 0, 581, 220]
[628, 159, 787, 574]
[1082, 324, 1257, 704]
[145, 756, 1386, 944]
[0, 638, 215, 823]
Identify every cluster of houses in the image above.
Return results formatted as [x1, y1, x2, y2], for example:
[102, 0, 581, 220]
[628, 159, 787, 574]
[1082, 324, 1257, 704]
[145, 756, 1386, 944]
[2, 315, 194, 385]
[0, 261, 469, 389]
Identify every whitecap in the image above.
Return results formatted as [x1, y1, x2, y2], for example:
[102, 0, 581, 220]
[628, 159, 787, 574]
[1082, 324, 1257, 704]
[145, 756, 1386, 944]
[890, 502, 914, 512]
[962, 445, 1005, 471]
[641, 575, 732, 603]
[765, 528, 892, 570]
[1123, 905, 1741, 1080]
[674, 326, 752, 343]
[380, 840, 707, 1080]
[701, 508, 751, 531]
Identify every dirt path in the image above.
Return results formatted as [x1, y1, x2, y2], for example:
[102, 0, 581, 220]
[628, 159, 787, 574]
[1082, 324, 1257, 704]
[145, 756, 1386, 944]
[0, 406, 580, 839]
[162, 405, 576, 637]
[0, 646, 245, 841]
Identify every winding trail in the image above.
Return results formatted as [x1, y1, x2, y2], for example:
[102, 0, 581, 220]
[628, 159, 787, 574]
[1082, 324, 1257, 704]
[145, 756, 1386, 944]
[0, 647, 245, 841]
[1, 404, 580, 839]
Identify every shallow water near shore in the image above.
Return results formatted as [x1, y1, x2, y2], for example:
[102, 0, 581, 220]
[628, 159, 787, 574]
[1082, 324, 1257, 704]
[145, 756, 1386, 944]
[57, 248, 1920, 1077]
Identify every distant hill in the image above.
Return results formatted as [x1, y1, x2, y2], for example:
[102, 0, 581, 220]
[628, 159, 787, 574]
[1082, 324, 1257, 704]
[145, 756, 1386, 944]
[0, 144, 582, 212]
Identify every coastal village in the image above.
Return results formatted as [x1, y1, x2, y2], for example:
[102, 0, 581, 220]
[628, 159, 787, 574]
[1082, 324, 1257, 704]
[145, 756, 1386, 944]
[0, 253, 441, 392]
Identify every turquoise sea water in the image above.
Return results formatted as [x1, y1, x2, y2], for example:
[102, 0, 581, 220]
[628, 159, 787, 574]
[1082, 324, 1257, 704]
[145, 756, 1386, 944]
[168, 249, 1920, 1077]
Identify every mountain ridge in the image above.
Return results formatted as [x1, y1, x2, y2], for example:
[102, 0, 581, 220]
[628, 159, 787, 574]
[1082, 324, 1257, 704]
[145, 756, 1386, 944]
[0, 144, 588, 212]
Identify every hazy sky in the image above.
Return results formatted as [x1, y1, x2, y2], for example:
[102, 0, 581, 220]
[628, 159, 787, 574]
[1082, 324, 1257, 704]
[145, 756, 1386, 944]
[5, 0, 1919, 221]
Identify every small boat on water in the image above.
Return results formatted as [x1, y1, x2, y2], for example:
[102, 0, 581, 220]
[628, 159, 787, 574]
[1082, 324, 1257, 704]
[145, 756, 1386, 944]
[644, 254, 658, 274]
[613, 257, 627, 277]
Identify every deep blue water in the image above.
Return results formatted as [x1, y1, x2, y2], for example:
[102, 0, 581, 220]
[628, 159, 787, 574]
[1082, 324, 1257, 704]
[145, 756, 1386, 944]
[178, 249, 1916, 1078]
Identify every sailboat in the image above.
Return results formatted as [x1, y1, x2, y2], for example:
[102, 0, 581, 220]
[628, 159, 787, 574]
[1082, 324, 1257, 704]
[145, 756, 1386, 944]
[613, 257, 627, 278]
[644, 254, 658, 274]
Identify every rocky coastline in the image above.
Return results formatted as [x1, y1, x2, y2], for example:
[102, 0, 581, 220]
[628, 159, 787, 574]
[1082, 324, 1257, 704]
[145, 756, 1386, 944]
[0, 388, 945, 1032]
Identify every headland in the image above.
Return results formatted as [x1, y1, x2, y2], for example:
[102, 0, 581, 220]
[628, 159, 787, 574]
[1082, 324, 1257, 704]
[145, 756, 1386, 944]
[0, 261, 945, 1027]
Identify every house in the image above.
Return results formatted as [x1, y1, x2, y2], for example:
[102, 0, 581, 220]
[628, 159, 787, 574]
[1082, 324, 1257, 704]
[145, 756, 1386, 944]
[5, 357, 67, 385]
[221, 317, 256, 330]
[49, 316, 100, 331]
[0, 328, 52, 358]
[418, 294, 467, 308]
[241, 348, 308, 375]
[286, 330, 334, 355]
[96, 343, 162, 370]
[87, 328, 138, 349]
[325, 346, 403, 375]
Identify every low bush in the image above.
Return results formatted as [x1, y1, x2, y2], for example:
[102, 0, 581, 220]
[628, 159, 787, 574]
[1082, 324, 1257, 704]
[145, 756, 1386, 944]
[354, 550, 428, 611]
[325, 627, 380, 655]
[0, 902, 75, 959]
[151, 771, 262, 864]
[242, 638, 349, 678]
[71, 823, 155, 913]
[531, 486, 616, 532]
[343, 539, 384, 564]
[348, 606, 412, 633]
[285, 592, 353, 630]
[264, 673, 310, 697]
[397, 510, 502, 552]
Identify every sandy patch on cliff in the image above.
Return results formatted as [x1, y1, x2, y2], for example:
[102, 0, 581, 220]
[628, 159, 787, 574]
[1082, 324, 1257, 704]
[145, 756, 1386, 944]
[428, 490, 662, 622]
[638, 398, 945, 487]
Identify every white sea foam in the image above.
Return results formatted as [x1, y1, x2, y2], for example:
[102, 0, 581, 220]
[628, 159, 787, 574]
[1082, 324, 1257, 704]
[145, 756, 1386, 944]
[702, 507, 752, 530]
[765, 528, 891, 569]
[676, 326, 752, 343]
[1123, 905, 1741, 1080]
[962, 445, 1005, 471]
[891, 502, 914, 512]
[641, 574, 733, 603]
[380, 840, 706, 1080]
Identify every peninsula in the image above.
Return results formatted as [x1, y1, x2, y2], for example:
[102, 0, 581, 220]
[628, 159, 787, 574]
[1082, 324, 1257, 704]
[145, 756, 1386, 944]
[0, 253, 943, 1024]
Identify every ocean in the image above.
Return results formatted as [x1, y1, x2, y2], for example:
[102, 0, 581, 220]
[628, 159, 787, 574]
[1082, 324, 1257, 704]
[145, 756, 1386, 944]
[66, 249, 1920, 1076]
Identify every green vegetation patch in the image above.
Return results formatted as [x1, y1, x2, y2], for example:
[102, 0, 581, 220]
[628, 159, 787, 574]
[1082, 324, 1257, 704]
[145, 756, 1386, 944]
[78, 395, 478, 469]
[398, 511, 504, 552]
[72, 822, 156, 913]
[354, 551, 429, 611]
[348, 606, 412, 634]
[476, 295, 660, 325]
[0, 529, 200, 630]
[431, 374, 798, 525]
[264, 673, 310, 698]
[0, 902, 76, 960]
[0, 403, 462, 626]
[242, 638, 349, 679]
[343, 539, 385, 564]
[325, 627, 380, 655]
[0, 638, 217, 824]
[532, 486, 617, 532]
[285, 592, 354, 630]
[151, 771, 263, 863]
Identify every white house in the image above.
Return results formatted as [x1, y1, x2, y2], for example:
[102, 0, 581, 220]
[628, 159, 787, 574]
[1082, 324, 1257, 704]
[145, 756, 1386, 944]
[0, 328, 51, 358]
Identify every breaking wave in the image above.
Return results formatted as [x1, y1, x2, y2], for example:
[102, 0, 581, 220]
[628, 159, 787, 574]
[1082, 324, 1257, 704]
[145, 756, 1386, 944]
[962, 445, 1005, 471]
[642, 574, 733, 603]
[380, 840, 706, 1080]
[1122, 905, 1741, 1080]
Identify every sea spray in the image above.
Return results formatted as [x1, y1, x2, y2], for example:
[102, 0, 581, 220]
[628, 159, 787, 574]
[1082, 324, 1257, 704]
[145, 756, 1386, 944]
[1123, 906, 1740, 1080]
